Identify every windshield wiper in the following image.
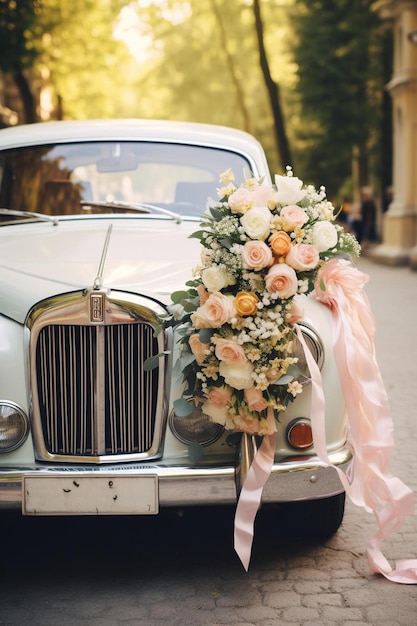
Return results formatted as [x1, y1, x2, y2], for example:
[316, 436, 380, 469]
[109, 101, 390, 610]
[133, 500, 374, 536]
[80, 200, 182, 224]
[0, 208, 59, 226]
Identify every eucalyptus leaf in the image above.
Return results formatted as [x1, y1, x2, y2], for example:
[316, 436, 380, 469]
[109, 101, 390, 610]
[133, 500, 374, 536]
[275, 374, 293, 385]
[143, 355, 159, 371]
[219, 237, 232, 249]
[188, 230, 206, 240]
[287, 364, 301, 378]
[209, 207, 224, 220]
[171, 290, 191, 304]
[199, 328, 214, 343]
[173, 397, 194, 417]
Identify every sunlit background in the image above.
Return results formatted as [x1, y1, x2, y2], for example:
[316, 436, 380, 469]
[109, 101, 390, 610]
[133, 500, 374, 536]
[1, 1, 395, 198]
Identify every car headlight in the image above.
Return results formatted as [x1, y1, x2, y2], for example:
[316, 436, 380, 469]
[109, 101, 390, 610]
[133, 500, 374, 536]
[0, 401, 29, 453]
[169, 406, 224, 446]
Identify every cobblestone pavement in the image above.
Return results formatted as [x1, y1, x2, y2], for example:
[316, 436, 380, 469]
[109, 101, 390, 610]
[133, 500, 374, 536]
[1, 257, 417, 625]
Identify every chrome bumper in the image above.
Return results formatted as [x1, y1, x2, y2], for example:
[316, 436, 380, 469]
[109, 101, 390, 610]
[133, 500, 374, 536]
[0, 447, 352, 513]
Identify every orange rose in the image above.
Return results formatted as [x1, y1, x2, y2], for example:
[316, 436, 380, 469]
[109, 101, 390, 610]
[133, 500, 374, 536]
[234, 291, 259, 316]
[269, 231, 291, 257]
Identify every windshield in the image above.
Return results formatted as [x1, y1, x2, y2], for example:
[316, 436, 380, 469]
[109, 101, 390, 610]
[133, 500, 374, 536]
[0, 141, 252, 223]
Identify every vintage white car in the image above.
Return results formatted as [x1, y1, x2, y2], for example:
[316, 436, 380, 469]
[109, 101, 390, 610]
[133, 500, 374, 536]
[0, 119, 351, 534]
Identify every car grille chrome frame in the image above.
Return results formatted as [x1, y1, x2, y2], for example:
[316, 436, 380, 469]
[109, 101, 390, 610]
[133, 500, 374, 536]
[25, 289, 171, 463]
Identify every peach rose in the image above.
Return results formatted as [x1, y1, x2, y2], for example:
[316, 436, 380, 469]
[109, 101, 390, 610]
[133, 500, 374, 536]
[197, 283, 209, 304]
[219, 360, 254, 390]
[250, 184, 275, 207]
[228, 187, 253, 214]
[265, 263, 298, 299]
[191, 292, 235, 328]
[241, 240, 273, 270]
[280, 205, 308, 230]
[244, 386, 269, 412]
[188, 333, 210, 364]
[206, 384, 232, 407]
[269, 231, 291, 257]
[234, 291, 259, 316]
[214, 338, 247, 364]
[233, 410, 260, 434]
[286, 243, 320, 271]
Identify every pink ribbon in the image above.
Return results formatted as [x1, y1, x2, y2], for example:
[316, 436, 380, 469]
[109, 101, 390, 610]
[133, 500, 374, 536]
[311, 258, 417, 583]
[234, 430, 276, 571]
[234, 258, 417, 582]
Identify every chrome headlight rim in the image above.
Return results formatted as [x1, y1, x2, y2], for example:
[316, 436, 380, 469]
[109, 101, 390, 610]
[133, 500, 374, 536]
[0, 400, 30, 453]
[297, 323, 325, 370]
[286, 417, 314, 451]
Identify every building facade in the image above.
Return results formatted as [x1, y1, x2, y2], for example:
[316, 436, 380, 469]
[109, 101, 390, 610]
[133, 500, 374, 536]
[373, 0, 417, 268]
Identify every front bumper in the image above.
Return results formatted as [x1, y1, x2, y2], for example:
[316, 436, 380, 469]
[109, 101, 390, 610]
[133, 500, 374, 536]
[0, 446, 352, 514]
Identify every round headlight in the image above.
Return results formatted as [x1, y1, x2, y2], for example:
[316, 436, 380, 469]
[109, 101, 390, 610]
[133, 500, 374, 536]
[169, 406, 224, 447]
[0, 401, 29, 453]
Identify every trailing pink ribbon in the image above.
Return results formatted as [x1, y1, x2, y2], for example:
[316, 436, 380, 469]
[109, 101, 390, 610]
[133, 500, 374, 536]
[234, 429, 276, 571]
[311, 258, 417, 583]
[234, 257, 417, 582]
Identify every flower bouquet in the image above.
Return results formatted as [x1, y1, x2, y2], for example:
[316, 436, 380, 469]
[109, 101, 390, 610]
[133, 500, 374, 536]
[171, 167, 360, 434]
[168, 168, 417, 584]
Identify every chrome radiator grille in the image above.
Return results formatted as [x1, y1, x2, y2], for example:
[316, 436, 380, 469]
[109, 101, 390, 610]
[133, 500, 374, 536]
[34, 321, 160, 458]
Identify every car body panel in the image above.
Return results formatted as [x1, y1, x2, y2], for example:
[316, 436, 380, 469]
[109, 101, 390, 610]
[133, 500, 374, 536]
[0, 119, 350, 517]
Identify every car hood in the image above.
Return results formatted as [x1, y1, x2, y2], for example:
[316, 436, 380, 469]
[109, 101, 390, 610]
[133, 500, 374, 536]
[0, 218, 202, 324]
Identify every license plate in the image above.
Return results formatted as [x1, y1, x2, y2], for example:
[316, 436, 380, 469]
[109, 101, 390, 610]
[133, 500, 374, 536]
[22, 474, 158, 515]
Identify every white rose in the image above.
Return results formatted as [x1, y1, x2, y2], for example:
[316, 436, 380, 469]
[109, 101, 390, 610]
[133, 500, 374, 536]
[312, 221, 338, 252]
[240, 206, 271, 240]
[202, 266, 236, 292]
[274, 174, 306, 206]
[219, 361, 254, 390]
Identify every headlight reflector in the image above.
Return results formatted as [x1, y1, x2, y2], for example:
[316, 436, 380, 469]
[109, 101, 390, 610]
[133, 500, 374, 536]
[169, 406, 224, 446]
[0, 401, 29, 452]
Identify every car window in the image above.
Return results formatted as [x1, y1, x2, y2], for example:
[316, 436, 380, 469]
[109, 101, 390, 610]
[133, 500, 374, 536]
[0, 141, 252, 221]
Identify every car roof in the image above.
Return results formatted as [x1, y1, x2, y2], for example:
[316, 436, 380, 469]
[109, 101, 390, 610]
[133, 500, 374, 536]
[0, 118, 266, 157]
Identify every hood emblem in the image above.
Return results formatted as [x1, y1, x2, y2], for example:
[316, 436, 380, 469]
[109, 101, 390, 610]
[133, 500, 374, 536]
[90, 292, 104, 323]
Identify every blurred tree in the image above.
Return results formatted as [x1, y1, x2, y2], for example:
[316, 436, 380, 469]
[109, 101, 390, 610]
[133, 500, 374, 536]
[126, 0, 295, 173]
[290, 0, 390, 197]
[0, 0, 43, 123]
[37, 0, 135, 120]
[253, 0, 292, 168]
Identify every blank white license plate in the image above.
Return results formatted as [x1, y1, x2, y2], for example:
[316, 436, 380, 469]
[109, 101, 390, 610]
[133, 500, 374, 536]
[22, 474, 158, 515]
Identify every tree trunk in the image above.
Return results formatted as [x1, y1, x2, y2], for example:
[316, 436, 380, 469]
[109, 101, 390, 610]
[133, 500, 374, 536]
[210, 0, 253, 134]
[252, 0, 292, 169]
[12, 66, 38, 124]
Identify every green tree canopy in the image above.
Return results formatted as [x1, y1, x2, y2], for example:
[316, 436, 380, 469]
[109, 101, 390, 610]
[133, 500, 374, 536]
[290, 0, 391, 197]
